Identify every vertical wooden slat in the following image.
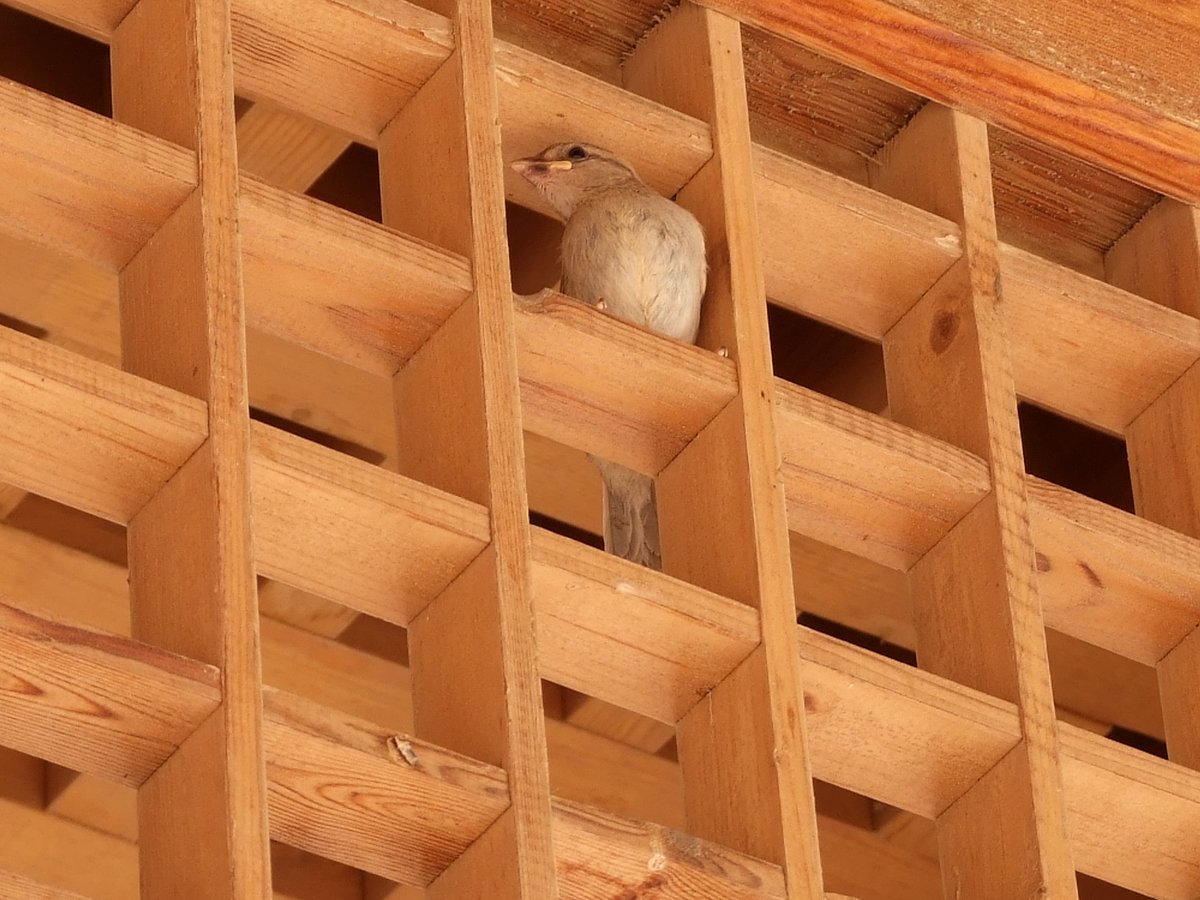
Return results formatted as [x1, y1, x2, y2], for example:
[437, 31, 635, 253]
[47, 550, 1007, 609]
[877, 103, 1078, 898]
[111, 0, 271, 895]
[1114, 201, 1200, 769]
[379, 3, 558, 896]
[624, 4, 825, 896]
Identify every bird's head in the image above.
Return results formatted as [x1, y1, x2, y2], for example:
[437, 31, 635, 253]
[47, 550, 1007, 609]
[510, 142, 641, 219]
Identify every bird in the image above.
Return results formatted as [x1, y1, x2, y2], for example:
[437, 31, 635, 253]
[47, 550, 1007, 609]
[511, 141, 706, 570]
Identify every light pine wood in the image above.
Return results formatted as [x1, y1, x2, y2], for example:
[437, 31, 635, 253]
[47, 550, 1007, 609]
[0, 326, 206, 523]
[264, 688, 509, 886]
[0, 76, 196, 268]
[381, 1, 558, 895]
[1105, 197, 1200, 318]
[880, 103, 1077, 898]
[240, 173, 472, 374]
[517, 289, 738, 475]
[531, 528, 760, 724]
[754, 144, 962, 340]
[251, 420, 489, 623]
[0, 600, 219, 786]
[775, 377, 990, 570]
[236, 101, 353, 192]
[1001, 243, 1200, 434]
[552, 796, 787, 899]
[625, 4, 825, 895]
[0, 869, 91, 900]
[231, 0, 453, 141]
[112, 0, 272, 895]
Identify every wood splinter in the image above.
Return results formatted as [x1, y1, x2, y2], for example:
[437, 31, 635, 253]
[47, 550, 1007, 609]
[386, 735, 420, 767]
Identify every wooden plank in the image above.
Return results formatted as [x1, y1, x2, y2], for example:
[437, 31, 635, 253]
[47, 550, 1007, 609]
[3, 0, 134, 41]
[231, 0, 453, 141]
[0, 600, 220, 787]
[531, 528, 760, 724]
[516, 290, 738, 476]
[0, 870, 91, 900]
[0, 76, 196, 268]
[236, 101, 353, 192]
[0, 326, 207, 523]
[880, 103, 1078, 897]
[1105, 197, 1200, 318]
[817, 816, 941, 900]
[497, 39, 713, 221]
[798, 625, 1021, 819]
[264, 688, 509, 887]
[1001, 243, 1200, 434]
[625, 5, 826, 894]
[702, 0, 1200, 203]
[754, 143, 961, 340]
[775, 378, 990, 570]
[0, 797, 139, 900]
[552, 797, 786, 899]
[250, 419, 490, 625]
[1061, 723, 1200, 898]
[239, 174, 472, 375]
[1028, 476, 1200, 665]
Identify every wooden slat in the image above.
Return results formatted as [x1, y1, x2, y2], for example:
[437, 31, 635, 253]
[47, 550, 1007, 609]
[0, 76, 195, 268]
[235, 101, 353, 192]
[798, 625, 1021, 819]
[775, 378, 990, 570]
[0, 327, 207, 523]
[516, 290, 738, 475]
[264, 689, 509, 887]
[1062, 723, 1200, 898]
[0, 601, 220, 787]
[0, 869, 91, 900]
[239, 174, 473, 375]
[497, 39, 713, 219]
[1028, 476, 1200, 665]
[230, 0, 453, 141]
[753, 143, 961, 340]
[552, 797, 786, 899]
[250, 421, 489, 624]
[1002, 243, 1200, 434]
[531, 528, 760, 724]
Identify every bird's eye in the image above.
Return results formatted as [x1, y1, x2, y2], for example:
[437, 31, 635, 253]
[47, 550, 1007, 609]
[566, 145, 588, 161]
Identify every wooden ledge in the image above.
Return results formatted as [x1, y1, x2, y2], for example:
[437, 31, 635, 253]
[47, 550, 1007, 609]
[775, 379, 991, 571]
[531, 528, 760, 724]
[231, 0, 454, 141]
[799, 625, 1020, 819]
[552, 795, 786, 899]
[1028, 476, 1200, 665]
[0, 601, 220, 787]
[1002, 244, 1200, 435]
[0, 77, 195, 268]
[516, 289, 738, 475]
[264, 688, 509, 887]
[250, 421, 490, 625]
[240, 174, 473, 376]
[754, 143, 962, 340]
[0, 327, 207, 523]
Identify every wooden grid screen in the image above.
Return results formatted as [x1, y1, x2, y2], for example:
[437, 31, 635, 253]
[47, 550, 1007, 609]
[1, 0, 1199, 898]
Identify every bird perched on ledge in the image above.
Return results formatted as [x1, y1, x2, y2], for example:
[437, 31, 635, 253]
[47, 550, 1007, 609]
[511, 142, 706, 570]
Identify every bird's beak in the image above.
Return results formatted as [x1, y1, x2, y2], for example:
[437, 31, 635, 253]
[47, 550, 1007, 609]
[510, 158, 573, 180]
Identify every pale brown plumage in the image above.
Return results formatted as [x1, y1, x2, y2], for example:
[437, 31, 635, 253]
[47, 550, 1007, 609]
[512, 142, 706, 569]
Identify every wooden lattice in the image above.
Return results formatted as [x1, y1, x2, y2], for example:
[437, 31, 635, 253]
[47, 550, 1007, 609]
[1, 0, 1199, 898]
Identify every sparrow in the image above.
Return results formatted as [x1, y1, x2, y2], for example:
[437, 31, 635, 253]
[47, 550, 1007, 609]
[511, 142, 706, 570]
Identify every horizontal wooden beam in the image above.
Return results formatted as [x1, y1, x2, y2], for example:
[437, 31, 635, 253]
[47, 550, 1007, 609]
[0, 601, 219, 786]
[0, 76, 195, 268]
[704, 0, 1200, 202]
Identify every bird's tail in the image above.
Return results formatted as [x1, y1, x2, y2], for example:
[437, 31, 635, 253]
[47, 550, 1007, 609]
[593, 458, 661, 571]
